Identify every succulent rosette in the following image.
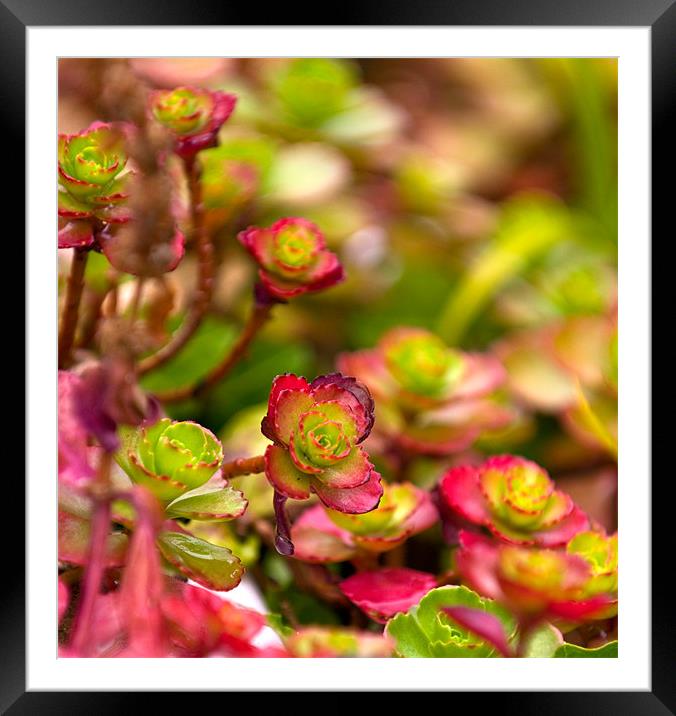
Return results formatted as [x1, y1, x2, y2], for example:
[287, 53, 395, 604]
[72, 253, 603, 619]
[116, 418, 223, 503]
[284, 627, 393, 658]
[439, 455, 589, 547]
[291, 483, 436, 562]
[150, 86, 236, 159]
[58, 121, 134, 248]
[566, 530, 618, 618]
[238, 218, 344, 301]
[385, 584, 517, 658]
[338, 327, 510, 456]
[456, 531, 614, 621]
[262, 373, 382, 514]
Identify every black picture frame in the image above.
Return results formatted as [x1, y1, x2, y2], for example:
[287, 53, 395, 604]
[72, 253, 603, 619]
[6, 0, 668, 711]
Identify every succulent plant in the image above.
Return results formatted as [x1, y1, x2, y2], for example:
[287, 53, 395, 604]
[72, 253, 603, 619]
[386, 584, 517, 658]
[439, 455, 589, 546]
[284, 626, 393, 658]
[338, 327, 511, 456]
[566, 530, 618, 617]
[456, 531, 615, 621]
[58, 121, 134, 248]
[291, 482, 437, 562]
[262, 373, 382, 514]
[116, 418, 224, 502]
[239, 217, 344, 301]
[149, 86, 236, 159]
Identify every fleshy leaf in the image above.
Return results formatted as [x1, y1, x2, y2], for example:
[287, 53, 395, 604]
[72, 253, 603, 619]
[520, 622, 564, 658]
[340, 568, 437, 622]
[554, 641, 618, 658]
[165, 484, 248, 521]
[284, 627, 393, 658]
[386, 585, 517, 658]
[157, 531, 244, 591]
[291, 504, 355, 563]
[441, 606, 513, 658]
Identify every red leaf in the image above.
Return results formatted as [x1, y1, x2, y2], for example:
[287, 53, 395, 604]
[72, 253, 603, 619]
[340, 567, 437, 622]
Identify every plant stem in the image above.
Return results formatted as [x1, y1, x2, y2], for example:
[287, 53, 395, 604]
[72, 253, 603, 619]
[516, 615, 543, 658]
[128, 277, 145, 322]
[58, 247, 89, 369]
[220, 454, 266, 480]
[351, 550, 380, 572]
[70, 452, 113, 654]
[137, 157, 214, 375]
[75, 287, 108, 350]
[154, 301, 273, 403]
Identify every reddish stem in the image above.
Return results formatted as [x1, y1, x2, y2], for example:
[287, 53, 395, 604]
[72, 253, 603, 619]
[273, 490, 294, 556]
[351, 550, 380, 572]
[137, 157, 214, 375]
[128, 277, 145, 322]
[220, 454, 266, 480]
[69, 451, 114, 654]
[70, 498, 111, 655]
[154, 301, 273, 403]
[75, 288, 108, 350]
[58, 247, 89, 369]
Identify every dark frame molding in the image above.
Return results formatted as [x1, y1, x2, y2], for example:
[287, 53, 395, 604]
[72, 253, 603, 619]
[7, 0, 667, 712]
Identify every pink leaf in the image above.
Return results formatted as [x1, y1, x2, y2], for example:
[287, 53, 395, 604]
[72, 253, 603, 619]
[441, 606, 514, 657]
[340, 567, 437, 622]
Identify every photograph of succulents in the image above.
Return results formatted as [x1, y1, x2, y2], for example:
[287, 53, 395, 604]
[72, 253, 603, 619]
[58, 58, 618, 659]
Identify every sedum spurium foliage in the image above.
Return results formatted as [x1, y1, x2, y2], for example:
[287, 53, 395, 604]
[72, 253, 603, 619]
[338, 327, 512, 456]
[456, 531, 617, 623]
[262, 373, 382, 513]
[566, 530, 618, 618]
[326, 481, 437, 552]
[116, 418, 223, 502]
[150, 86, 237, 159]
[58, 122, 134, 248]
[57, 58, 618, 660]
[291, 482, 438, 562]
[239, 218, 345, 301]
[386, 585, 517, 658]
[439, 455, 590, 546]
[284, 627, 394, 658]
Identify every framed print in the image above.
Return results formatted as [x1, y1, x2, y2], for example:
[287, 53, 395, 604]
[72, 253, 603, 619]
[6, 0, 669, 710]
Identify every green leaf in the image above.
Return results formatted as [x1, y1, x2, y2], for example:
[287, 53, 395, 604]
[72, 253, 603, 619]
[267, 613, 295, 639]
[139, 316, 237, 394]
[266, 143, 350, 208]
[385, 585, 517, 658]
[270, 58, 357, 128]
[202, 337, 313, 428]
[83, 250, 115, 293]
[165, 484, 248, 521]
[521, 622, 564, 658]
[437, 193, 575, 344]
[322, 88, 404, 147]
[157, 531, 244, 591]
[200, 134, 277, 189]
[386, 612, 435, 658]
[554, 641, 618, 658]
